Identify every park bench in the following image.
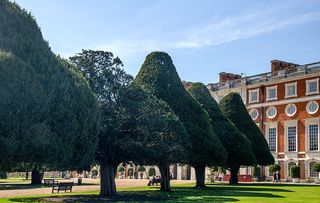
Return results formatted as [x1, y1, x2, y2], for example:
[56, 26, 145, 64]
[43, 179, 58, 186]
[52, 182, 73, 193]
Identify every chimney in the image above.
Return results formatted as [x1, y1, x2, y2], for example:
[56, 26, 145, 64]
[271, 59, 299, 74]
[219, 72, 242, 83]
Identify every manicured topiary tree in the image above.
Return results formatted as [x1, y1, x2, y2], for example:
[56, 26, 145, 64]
[149, 167, 156, 177]
[312, 163, 320, 179]
[219, 93, 275, 169]
[188, 83, 256, 184]
[0, 0, 100, 184]
[269, 164, 281, 173]
[135, 52, 226, 188]
[70, 50, 187, 194]
[291, 166, 300, 178]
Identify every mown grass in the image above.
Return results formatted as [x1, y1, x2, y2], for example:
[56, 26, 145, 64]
[0, 183, 319, 203]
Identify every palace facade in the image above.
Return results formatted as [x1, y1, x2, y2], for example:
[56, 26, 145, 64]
[207, 59, 320, 181]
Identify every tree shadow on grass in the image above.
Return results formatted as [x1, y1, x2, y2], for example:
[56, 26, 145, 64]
[0, 183, 43, 190]
[8, 184, 291, 203]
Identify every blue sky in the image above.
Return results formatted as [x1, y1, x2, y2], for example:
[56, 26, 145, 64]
[14, 0, 320, 83]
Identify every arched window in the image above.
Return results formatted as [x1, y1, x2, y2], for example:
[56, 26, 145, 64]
[309, 162, 318, 178]
[249, 108, 259, 120]
[288, 162, 296, 178]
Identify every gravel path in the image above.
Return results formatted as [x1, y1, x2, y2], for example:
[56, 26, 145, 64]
[0, 179, 195, 198]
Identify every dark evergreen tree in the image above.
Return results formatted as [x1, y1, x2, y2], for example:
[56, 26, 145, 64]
[118, 85, 188, 192]
[70, 50, 188, 195]
[188, 83, 257, 184]
[135, 51, 226, 188]
[0, 0, 100, 184]
[219, 93, 275, 170]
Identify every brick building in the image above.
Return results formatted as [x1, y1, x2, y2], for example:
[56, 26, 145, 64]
[207, 60, 320, 181]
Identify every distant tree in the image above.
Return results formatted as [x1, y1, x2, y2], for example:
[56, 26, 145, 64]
[187, 83, 256, 184]
[0, 0, 100, 184]
[135, 52, 226, 188]
[219, 93, 275, 169]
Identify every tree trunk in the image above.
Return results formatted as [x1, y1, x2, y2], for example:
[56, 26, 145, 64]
[158, 163, 171, 192]
[229, 166, 240, 185]
[195, 165, 206, 188]
[99, 162, 117, 197]
[31, 169, 42, 185]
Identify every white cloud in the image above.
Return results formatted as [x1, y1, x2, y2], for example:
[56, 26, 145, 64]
[94, 10, 320, 56]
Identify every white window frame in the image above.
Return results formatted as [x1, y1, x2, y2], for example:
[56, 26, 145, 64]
[285, 82, 297, 98]
[266, 85, 278, 101]
[249, 108, 259, 121]
[285, 103, 297, 117]
[249, 89, 259, 103]
[306, 101, 319, 115]
[306, 78, 319, 95]
[284, 120, 298, 152]
[305, 118, 320, 152]
[266, 106, 277, 119]
[266, 122, 278, 153]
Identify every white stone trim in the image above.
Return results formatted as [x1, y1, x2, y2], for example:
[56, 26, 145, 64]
[285, 82, 297, 98]
[306, 78, 319, 95]
[305, 118, 320, 153]
[249, 108, 259, 120]
[249, 88, 259, 103]
[284, 120, 298, 152]
[248, 94, 320, 108]
[306, 100, 319, 115]
[285, 103, 297, 117]
[265, 122, 278, 153]
[266, 85, 278, 101]
[266, 106, 277, 119]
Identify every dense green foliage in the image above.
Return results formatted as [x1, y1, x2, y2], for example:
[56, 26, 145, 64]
[148, 167, 156, 177]
[253, 166, 261, 178]
[219, 93, 274, 166]
[0, 0, 100, 177]
[70, 50, 187, 194]
[291, 166, 300, 178]
[135, 52, 226, 167]
[312, 162, 320, 174]
[187, 83, 256, 168]
[269, 164, 281, 173]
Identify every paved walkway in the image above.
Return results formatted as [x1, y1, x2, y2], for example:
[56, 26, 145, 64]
[0, 179, 195, 198]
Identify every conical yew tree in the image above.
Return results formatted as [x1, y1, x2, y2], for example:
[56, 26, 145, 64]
[188, 83, 257, 184]
[0, 0, 100, 184]
[219, 92, 275, 176]
[135, 51, 226, 188]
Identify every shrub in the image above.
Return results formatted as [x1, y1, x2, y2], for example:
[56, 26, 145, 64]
[269, 164, 281, 173]
[312, 163, 320, 173]
[0, 172, 7, 179]
[117, 166, 125, 173]
[253, 166, 261, 178]
[291, 166, 300, 178]
[137, 166, 146, 172]
[148, 167, 156, 177]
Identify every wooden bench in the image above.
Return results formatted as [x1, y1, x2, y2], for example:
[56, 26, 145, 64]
[52, 182, 73, 193]
[43, 179, 58, 186]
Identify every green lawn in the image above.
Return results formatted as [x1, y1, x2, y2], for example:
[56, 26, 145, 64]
[0, 183, 319, 203]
